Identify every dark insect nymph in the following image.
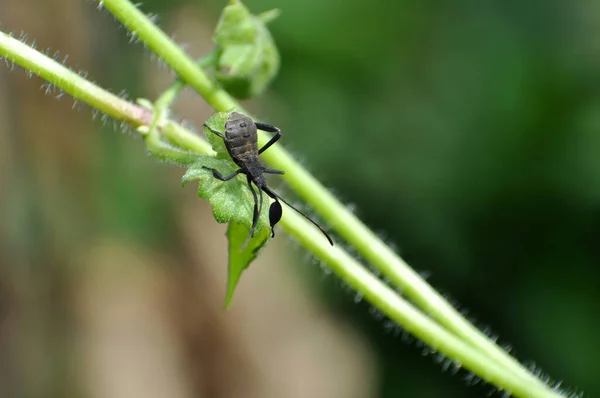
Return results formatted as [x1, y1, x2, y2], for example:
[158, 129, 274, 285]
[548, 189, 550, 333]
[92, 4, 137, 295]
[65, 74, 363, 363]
[203, 112, 334, 247]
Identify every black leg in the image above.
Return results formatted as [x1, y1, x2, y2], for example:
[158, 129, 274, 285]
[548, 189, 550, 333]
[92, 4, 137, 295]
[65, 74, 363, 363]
[256, 122, 282, 154]
[262, 168, 285, 175]
[203, 123, 224, 139]
[240, 177, 261, 249]
[202, 167, 242, 181]
[246, 175, 260, 238]
[258, 180, 264, 223]
[255, 122, 280, 133]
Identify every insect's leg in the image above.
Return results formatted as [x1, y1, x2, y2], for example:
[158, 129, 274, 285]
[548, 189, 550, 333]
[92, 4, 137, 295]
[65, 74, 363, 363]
[256, 123, 282, 154]
[240, 176, 261, 250]
[255, 122, 280, 133]
[258, 182, 265, 222]
[246, 175, 260, 238]
[203, 123, 224, 139]
[262, 186, 334, 245]
[202, 167, 242, 181]
[262, 168, 285, 175]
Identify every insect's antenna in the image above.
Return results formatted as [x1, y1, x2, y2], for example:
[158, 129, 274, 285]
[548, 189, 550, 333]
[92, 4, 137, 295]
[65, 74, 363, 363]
[263, 186, 334, 246]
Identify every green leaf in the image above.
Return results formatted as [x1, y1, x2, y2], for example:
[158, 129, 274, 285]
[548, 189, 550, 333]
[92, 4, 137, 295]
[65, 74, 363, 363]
[224, 222, 270, 307]
[213, 0, 280, 99]
[182, 156, 269, 232]
[183, 110, 272, 305]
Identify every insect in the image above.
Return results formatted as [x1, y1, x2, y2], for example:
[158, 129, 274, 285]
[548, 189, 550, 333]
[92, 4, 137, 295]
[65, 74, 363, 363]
[203, 112, 334, 247]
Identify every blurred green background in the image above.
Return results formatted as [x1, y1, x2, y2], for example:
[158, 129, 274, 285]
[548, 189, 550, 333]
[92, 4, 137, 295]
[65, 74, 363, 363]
[0, 0, 598, 397]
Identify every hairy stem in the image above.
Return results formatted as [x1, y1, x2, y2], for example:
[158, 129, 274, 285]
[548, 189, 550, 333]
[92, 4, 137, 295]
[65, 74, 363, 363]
[0, 32, 151, 126]
[137, 99, 201, 165]
[282, 209, 554, 398]
[97, 0, 238, 113]
[154, 51, 218, 111]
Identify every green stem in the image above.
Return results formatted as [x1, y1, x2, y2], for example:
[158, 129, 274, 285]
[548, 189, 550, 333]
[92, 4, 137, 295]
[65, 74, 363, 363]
[136, 99, 201, 165]
[154, 51, 218, 110]
[0, 32, 152, 127]
[0, 31, 210, 164]
[280, 209, 553, 398]
[142, 130, 199, 164]
[154, 51, 219, 149]
[95, 2, 556, 395]
[98, 0, 241, 114]
[162, 121, 214, 156]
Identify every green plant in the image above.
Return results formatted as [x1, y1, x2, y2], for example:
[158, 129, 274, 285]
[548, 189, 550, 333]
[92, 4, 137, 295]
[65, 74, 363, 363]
[0, 1, 572, 397]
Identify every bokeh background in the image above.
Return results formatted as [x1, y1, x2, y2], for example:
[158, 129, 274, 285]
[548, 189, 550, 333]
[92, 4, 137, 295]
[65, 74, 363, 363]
[1, 0, 598, 397]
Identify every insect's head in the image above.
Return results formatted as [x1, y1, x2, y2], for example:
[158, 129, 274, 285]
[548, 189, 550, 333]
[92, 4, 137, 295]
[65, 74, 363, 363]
[225, 112, 257, 139]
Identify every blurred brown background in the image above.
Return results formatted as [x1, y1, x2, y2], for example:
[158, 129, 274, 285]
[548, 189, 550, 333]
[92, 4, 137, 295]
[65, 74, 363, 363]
[1, 0, 598, 397]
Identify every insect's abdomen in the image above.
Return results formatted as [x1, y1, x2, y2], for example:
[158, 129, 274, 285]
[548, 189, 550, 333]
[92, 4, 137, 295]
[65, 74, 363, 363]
[225, 136, 259, 165]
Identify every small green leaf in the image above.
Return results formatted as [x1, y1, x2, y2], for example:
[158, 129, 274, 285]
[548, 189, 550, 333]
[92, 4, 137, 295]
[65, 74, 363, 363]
[182, 157, 269, 232]
[183, 111, 272, 306]
[224, 222, 270, 307]
[213, 0, 280, 99]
